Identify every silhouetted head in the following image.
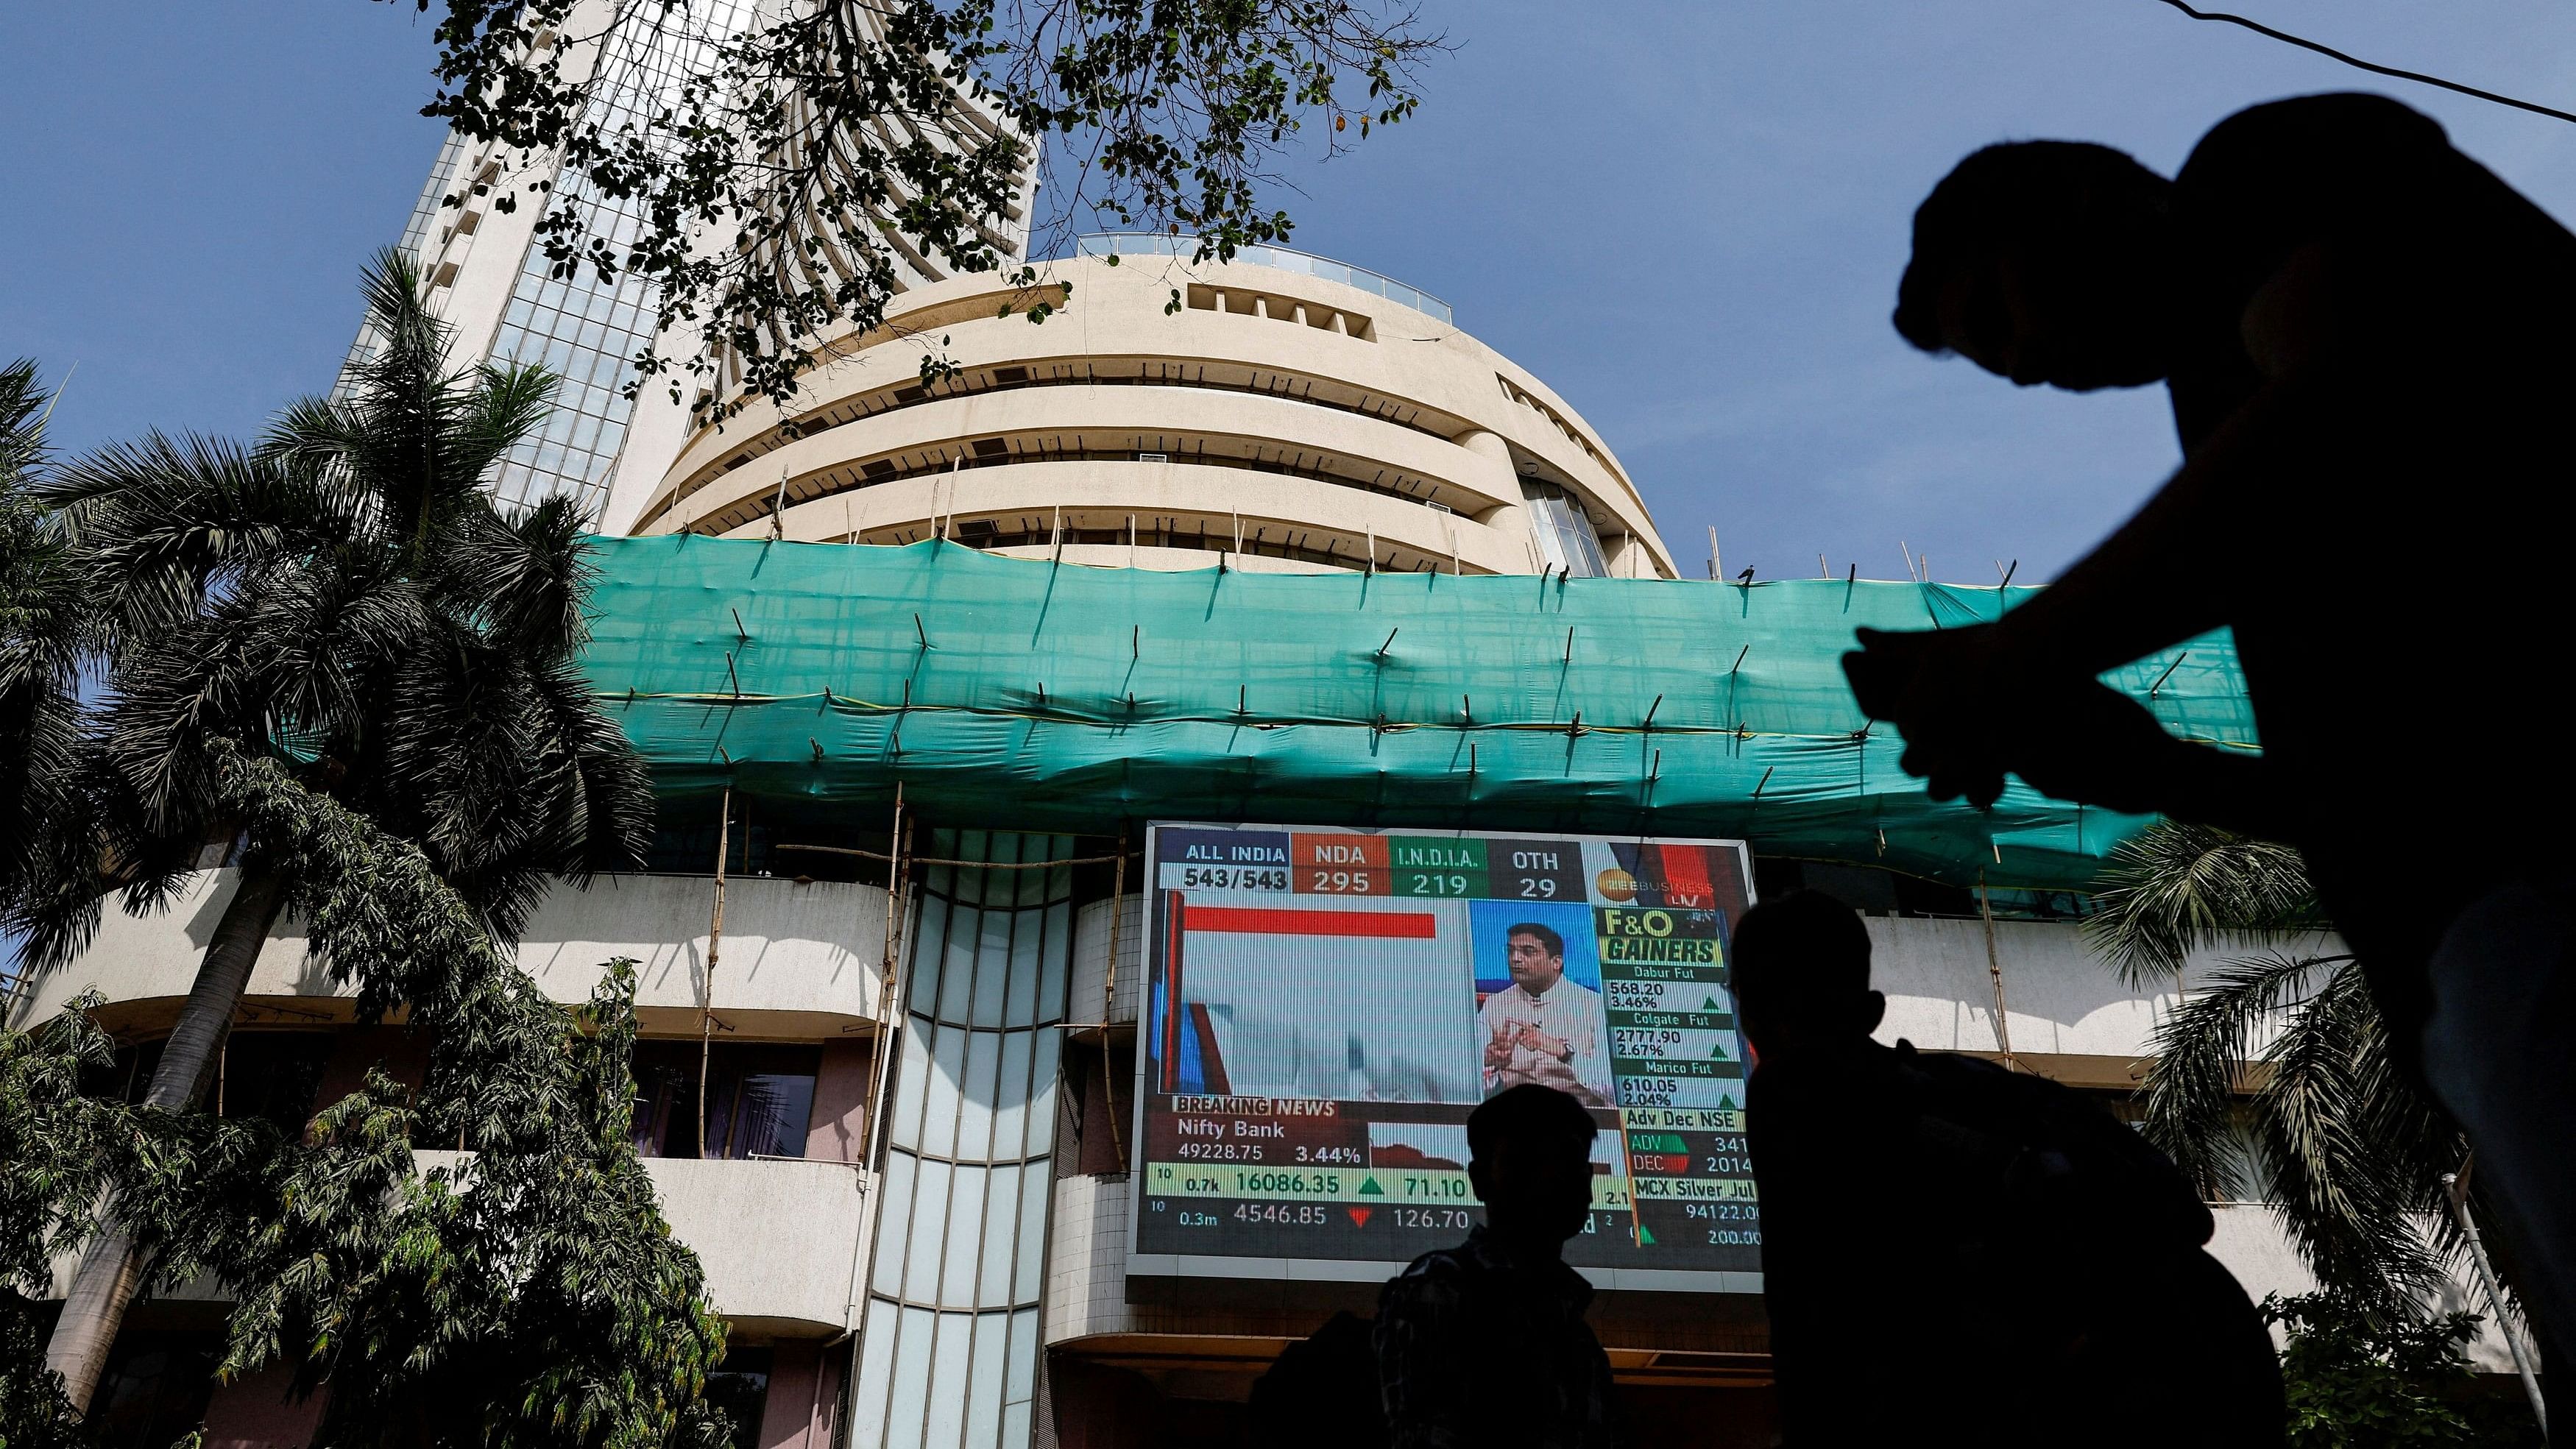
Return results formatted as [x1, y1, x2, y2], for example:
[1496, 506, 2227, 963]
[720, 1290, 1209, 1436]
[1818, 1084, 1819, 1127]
[1468, 1084, 1597, 1255]
[1504, 922, 1568, 995]
[1730, 890, 1886, 1063]
[1894, 141, 2176, 391]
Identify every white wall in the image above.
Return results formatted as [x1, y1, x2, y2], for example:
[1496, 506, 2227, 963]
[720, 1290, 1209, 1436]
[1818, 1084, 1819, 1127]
[1868, 915, 2335, 1065]
[11, 870, 887, 1038]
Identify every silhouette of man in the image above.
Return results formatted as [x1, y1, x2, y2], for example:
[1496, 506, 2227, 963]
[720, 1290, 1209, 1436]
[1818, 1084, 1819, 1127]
[1847, 92, 2576, 1356]
[1738, 891, 2282, 1448]
[1375, 1084, 1616, 1449]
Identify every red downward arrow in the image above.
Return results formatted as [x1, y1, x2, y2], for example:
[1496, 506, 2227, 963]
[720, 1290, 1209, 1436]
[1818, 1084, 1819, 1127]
[1348, 1208, 1373, 1228]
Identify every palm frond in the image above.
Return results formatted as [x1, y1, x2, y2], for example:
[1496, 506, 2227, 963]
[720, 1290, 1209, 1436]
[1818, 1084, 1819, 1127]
[2253, 967, 2449, 1307]
[40, 431, 358, 644]
[2087, 821, 2324, 989]
[2140, 948, 2343, 1200]
[456, 362, 559, 488]
[434, 494, 594, 662]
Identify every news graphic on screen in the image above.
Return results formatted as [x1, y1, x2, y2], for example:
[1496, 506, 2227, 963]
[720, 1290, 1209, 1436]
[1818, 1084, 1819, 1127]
[1130, 823, 1763, 1290]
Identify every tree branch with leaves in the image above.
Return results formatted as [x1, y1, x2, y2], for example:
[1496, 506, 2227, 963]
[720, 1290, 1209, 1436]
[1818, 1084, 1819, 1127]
[397, 0, 1442, 421]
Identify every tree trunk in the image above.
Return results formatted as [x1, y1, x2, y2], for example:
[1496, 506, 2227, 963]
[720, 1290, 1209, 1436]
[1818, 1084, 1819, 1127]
[43, 862, 291, 1414]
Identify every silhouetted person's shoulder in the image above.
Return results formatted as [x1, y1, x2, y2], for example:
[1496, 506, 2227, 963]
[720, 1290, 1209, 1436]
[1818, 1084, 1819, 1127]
[2175, 92, 2576, 358]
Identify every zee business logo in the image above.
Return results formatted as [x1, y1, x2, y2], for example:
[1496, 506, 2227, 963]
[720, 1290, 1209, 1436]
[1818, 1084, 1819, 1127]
[1593, 868, 1712, 909]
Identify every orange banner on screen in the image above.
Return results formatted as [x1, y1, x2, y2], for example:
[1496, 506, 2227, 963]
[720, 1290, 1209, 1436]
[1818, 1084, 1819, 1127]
[1182, 904, 1438, 938]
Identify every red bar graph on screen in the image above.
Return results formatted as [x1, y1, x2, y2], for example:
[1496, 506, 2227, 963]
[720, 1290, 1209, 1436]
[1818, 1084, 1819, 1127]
[1181, 906, 1437, 938]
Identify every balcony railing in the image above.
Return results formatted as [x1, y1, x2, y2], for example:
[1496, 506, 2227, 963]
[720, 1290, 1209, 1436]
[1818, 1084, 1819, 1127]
[1073, 233, 1454, 326]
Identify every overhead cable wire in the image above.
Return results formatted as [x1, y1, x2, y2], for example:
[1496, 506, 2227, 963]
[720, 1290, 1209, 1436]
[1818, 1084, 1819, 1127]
[2151, 0, 2576, 126]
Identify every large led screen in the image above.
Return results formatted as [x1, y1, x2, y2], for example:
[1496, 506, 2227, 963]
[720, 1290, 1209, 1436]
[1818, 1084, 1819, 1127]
[1130, 823, 1761, 1292]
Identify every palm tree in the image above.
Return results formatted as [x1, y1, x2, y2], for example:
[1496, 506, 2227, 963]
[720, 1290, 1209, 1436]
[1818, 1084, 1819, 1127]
[15, 251, 651, 1412]
[0, 359, 95, 978]
[2086, 823, 2473, 1308]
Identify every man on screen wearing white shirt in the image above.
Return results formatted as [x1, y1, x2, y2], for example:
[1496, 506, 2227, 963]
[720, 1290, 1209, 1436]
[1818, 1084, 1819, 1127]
[1479, 922, 1613, 1108]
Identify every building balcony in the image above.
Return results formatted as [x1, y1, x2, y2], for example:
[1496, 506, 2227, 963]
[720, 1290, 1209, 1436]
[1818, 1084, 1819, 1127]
[10, 869, 888, 1040]
[45, 1151, 868, 1339]
[612, 1154, 870, 1338]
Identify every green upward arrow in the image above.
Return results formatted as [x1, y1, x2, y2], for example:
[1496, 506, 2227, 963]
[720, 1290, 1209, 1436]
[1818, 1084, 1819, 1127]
[1703, 996, 1724, 1010]
[1710, 1039, 1730, 1058]
[1719, 1093, 1738, 1109]
[1359, 1177, 1384, 1196]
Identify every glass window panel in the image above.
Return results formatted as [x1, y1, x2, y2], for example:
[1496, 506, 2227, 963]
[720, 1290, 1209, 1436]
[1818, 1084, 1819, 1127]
[885, 1305, 937, 1449]
[872, 1149, 916, 1297]
[707, 1056, 815, 1160]
[939, 906, 980, 1024]
[905, 1158, 952, 1297]
[889, 1022, 931, 1152]
[977, 1162, 1022, 1306]
[851, 1300, 900, 1449]
[1011, 1162, 1050, 1305]
[990, 1031, 1033, 1161]
[1005, 1308, 1040, 1403]
[1036, 903, 1071, 1024]
[1002, 910, 1040, 1028]
[971, 908, 1013, 1028]
[1000, 1402, 1031, 1449]
[938, 1164, 990, 1308]
[920, 1024, 965, 1160]
[924, 1313, 974, 1449]
[1013, 840, 1052, 908]
[908, 898, 949, 1009]
[954, 1030, 999, 1163]
[963, 1314, 1008, 1449]
[1025, 1031, 1062, 1158]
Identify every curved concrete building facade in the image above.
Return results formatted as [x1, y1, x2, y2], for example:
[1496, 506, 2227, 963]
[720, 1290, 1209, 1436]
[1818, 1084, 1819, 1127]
[618, 238, 1677, 579]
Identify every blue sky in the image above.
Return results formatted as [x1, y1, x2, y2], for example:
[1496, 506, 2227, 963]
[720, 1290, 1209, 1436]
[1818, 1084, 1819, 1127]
[5, 1, 2574, 582]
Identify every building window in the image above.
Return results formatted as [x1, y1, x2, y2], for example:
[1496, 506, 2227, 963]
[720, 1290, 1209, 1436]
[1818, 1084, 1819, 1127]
[630, 1042, 820, 1160]
[1521, 481, 1610, 578]
[87, 1332, 219, 1449]
[87, 1031, 333, 1130]
[704, 1347, 774, 1449]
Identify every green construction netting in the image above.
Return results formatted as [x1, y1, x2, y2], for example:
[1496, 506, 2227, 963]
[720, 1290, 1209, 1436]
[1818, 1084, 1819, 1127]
[581, 535, 2257, 891]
